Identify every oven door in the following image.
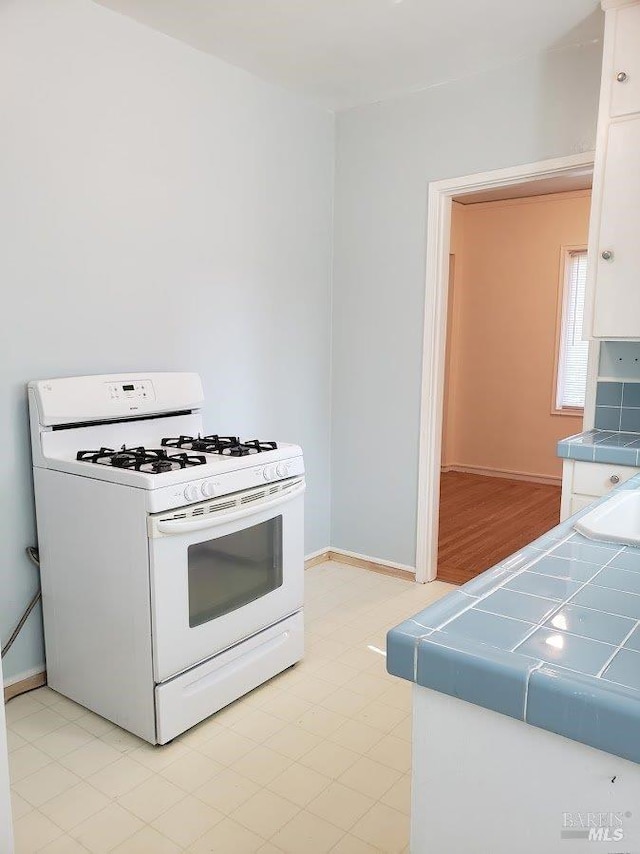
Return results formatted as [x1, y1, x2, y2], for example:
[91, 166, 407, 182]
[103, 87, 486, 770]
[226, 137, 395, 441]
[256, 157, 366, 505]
[148, 477, 305, 683]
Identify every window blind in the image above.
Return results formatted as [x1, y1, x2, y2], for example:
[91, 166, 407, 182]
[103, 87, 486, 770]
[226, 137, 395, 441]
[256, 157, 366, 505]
[556, 250, 589, 410]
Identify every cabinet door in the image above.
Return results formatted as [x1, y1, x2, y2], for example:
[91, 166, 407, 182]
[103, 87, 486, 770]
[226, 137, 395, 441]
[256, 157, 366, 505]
[592, 117, 640, 337]
[570, 495, 596, 517]
[610, 4, 640, 118]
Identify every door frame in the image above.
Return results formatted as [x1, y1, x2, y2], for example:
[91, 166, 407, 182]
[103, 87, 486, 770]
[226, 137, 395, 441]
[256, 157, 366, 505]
[415, 152, 596, 583]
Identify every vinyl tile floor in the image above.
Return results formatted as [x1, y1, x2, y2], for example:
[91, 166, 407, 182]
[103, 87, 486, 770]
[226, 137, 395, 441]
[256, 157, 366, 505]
[6, 562, 453, 853]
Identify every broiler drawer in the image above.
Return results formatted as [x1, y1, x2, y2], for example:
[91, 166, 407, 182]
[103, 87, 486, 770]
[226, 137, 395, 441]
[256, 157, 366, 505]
[154, 611, 303, 744]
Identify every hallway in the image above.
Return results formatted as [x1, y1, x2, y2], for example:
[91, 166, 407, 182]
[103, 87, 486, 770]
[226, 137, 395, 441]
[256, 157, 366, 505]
[437, 472, 561, 585]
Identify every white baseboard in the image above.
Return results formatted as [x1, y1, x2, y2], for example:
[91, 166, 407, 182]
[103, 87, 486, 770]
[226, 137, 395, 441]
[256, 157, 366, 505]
[304, 547, 331, 569]
[304, 546, 416, 579]
[441, 464, 561, 487]
[304, 547, 331, 561]
[3, 665, 45, 689]
[328, 548, 415, 578]
[4, 668, 47, 702]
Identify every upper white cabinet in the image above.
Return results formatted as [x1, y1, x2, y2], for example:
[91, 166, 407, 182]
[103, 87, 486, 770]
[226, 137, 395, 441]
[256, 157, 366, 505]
[609, 4, 640, 117]
[586, 0, 640, 339]
[592, 117, 640, 337]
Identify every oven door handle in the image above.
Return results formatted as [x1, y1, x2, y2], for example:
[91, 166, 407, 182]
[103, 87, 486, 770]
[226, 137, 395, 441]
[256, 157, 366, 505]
[152, 481, 306, 537]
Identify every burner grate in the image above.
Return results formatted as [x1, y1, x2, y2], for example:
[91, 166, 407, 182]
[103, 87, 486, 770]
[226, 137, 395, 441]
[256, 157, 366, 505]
[161, 435, 277, 456]
[76, 445, 207, 472]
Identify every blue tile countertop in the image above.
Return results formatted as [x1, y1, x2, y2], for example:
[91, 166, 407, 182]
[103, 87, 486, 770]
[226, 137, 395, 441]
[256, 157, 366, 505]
[558, 429, 640, 466]
[387, 475, 640, 765]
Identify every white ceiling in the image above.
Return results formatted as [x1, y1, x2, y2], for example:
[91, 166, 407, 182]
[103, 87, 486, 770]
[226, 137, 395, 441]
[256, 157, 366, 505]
[93, 0, 603, 111]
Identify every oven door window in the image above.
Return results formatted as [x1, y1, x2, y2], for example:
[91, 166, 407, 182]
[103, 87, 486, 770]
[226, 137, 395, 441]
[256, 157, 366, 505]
[187, 516, 284, 628]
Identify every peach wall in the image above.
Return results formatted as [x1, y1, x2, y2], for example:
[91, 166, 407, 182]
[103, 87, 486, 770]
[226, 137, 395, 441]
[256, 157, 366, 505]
[442, 191, 591, 481]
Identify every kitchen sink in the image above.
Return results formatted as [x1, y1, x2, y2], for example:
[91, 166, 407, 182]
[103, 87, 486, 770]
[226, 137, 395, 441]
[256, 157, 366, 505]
[574, 490, 640, 546]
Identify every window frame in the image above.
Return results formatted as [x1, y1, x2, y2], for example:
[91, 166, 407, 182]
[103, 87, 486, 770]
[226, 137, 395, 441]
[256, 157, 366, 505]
[552, 245, 589, 417]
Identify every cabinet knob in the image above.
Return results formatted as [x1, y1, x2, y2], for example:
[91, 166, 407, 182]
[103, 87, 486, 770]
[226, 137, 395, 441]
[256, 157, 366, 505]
[616, 71, 628, 83]
[610, 474, 620, 484]
[601, 249, 614, 261]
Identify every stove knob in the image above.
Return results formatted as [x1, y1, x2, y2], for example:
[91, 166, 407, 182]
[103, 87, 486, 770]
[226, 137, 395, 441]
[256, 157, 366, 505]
[201, 481, 216, 498]
[183, 484, 200, 502]
[276, 463, 288, 478]
[263, 467, 271, 481]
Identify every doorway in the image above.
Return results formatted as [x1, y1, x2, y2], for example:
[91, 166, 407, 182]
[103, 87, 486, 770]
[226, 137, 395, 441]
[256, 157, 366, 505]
[415, 153, 597, 584]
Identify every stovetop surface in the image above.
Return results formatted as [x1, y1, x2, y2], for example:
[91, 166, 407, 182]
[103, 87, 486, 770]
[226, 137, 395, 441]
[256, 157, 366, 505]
[40, 434, 301, 493]
[75, 435, 281, 474]
[76, 446, 209, 473]
[161, 435, 278, 457]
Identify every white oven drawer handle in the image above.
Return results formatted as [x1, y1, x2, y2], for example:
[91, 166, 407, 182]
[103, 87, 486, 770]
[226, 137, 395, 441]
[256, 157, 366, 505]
[154, 482, 306, 536]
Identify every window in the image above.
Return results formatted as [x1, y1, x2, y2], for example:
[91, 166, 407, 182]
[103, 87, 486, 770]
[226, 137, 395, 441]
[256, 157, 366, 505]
[555, 249, 589, 412]
[187, 517, 283, 627]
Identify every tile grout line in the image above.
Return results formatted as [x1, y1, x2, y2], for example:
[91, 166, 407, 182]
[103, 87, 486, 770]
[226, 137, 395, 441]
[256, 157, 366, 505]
[429, 532, 578, 633]
[414, 530, 624, 637]
[553, 544, 627, 609]
[595, 619, 640, 678]
[510, 545, 627, 656]
[476, 606, 634, 647]
[522, 594, 640, 621]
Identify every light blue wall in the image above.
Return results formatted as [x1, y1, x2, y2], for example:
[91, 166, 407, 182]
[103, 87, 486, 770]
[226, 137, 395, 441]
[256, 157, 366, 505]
[0, 0, 334, 683]
[0, 0, 607, 686]
[331, 38, 604, 568]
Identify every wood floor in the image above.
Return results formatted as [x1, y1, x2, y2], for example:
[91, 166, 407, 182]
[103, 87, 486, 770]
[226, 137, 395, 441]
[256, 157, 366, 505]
[437, 471, 562, 586]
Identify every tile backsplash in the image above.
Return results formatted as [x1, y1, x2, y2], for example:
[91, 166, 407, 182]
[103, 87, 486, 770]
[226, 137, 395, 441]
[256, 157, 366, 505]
[595, 381, 640, 432]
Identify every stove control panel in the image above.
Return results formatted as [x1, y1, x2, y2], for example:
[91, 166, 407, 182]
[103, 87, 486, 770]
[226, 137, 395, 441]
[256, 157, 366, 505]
[200, 481, 217, 499]
[106, 380, 155, 403]
[146, 453, 305, 513]
[262, 462, 291, 482]
[29, 373, 203, 427]
[183, 484, 201, 502]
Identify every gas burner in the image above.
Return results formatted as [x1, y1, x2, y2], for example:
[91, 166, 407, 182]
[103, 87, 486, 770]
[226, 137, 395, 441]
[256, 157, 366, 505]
[218, 440, 278, 457]
[161, 435, 278, 456]
[192, 435, 240, 453]
[161, 435, 239, 452]
[76, 446, 207, 472]
[149, 458, 173, 473]
[135, 452, 207, 473]
[112, 446, 149, 468]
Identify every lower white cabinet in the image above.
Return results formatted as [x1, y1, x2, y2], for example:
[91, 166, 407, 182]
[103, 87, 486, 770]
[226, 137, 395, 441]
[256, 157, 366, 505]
[411, 685, 640, 854]
[560, 459, 640, 522]
[569, 493, 598, 517]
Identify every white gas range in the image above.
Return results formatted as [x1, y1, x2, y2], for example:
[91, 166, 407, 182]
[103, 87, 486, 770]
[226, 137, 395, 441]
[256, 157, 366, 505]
[28, 372, 305, 744]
